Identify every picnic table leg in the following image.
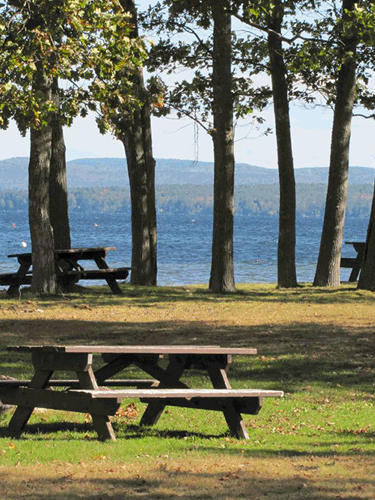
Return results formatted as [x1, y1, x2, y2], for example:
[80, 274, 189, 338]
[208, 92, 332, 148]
[76, 367, 117, 441]
[7, 262, 31, 297]
[348, 253, 364, 282]
[348, 265, 361, 282]
[207, 365, 249, 440]
[94, 256, 122, 295]
[8, 369, 53, 436]
[348, 245, 366, 282]
[139, 356, 186, 427]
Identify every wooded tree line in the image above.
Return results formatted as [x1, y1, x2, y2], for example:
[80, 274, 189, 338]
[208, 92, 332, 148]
[1, 184, 374, 217]
[1, 0, 375, 294]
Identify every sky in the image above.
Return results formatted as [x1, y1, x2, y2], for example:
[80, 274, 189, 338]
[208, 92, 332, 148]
[2, 105, 375, 169]
[1, 1, 375, 169]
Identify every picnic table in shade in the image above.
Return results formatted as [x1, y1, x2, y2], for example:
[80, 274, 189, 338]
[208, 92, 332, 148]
[0, 247, 131, 295]
[340, 241, 366, 282]
[0, 345, 284, 441]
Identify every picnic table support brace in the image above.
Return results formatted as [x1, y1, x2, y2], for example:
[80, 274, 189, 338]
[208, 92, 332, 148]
[8, 369, 53, 436]
[76, 367, 117, 441]
[207, 365, 249, 440]
[94, 256, 122, 295]
[95, 355, 133, 385]
[139, 356, 186, 426]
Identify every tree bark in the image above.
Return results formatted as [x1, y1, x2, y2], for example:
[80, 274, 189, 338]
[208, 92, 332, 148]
[29, 67, 56, 295]
[122, 114, 154, 285]
[50, 77, 71, 250]
[119, 0, 157, 286]
[313, 0, 357, 287]
[357, 181, 375, 289]
[142, 100, 157, 283]
[209, 1, 235, 293]
[267, 5, 297, 288]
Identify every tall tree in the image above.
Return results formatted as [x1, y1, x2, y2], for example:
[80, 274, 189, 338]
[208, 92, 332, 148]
[92, 0, 157, 285]
[50, 77, 71, 250]
[209, 0, 235, 292]
[0, 0, 143, 294]
[266, 3, 297, 288]
[28, 65, 56, 294]
[235, 0, 299, 287]
[119, 0, 157, 286]
[143, 0, 270, 292]
[313, 0, 359, 286]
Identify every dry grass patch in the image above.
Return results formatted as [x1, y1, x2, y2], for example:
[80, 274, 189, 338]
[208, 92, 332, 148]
[1, 455, 375, 499]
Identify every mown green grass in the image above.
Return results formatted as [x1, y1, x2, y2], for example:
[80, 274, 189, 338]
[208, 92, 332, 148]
[0, 391, 374, 464]
[0, 283, 374, 498]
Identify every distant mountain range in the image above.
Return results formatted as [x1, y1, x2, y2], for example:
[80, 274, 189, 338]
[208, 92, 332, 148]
[1, 156, 374, 189]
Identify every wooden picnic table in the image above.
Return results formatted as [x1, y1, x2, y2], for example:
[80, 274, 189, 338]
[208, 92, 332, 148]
[340, 241, 366, 282]
[0, 247, 131, 295]
[0, 345, 284, 441]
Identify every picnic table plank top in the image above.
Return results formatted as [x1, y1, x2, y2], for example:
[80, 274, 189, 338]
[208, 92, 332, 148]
[72, 388, 284, 398]
[8, 247, 116, 258]
[7, 345, 258, 355]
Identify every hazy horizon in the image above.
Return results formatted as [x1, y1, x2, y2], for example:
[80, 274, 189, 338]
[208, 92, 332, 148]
[1, 155, 375, 171]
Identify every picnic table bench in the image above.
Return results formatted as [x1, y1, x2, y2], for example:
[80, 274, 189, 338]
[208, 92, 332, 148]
[0, 247, 131, 295]
[0, 345, 284, 441]
[340, 241, 366, 282]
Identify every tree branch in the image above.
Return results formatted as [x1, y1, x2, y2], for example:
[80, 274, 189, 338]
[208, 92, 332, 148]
[167, 103, 210, 132]
[231, 10, 343, 47]
[352, 112, 375, 119]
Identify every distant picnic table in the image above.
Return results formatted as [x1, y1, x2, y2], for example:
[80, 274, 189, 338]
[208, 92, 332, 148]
[340, 241, 366, 282]
[0, 345, 284, 441]
[0, 247, 131, 295]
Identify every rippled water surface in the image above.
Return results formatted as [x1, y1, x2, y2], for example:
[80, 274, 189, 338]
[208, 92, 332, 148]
[0, 210, 369, 287]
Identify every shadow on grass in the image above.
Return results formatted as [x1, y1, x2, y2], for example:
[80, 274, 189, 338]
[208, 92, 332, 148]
[1, 465, 374, 500]
[0, 282, 371, 309]
[0, 318, 374, 392]
[204, 441, 375, 458]
[0, 422, 227, 441]
[0, 421, 92, 439]
[91, 285, 370, 307]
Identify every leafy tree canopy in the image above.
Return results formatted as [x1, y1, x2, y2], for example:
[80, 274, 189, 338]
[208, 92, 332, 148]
[140, 0, 271, 134]
[0, 0, 146, 134]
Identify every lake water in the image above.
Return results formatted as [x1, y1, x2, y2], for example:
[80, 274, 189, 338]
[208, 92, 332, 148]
[0, 210, 369, 288]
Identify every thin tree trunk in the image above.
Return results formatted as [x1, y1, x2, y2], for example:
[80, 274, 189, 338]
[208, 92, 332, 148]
[142, 101, 157, 284]
[119, 0, 157, 285]
[313, 0, 357, 287]
[357, 181, 375, 289]
[29, 67, 56, 295]
[267, 5, 297, 288]
[209, 1, 235, 293]
[50, 77, 71, 250]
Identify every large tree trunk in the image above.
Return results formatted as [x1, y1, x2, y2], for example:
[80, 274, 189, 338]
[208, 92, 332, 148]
[121, 116, 154, 285]
[50, 77, 71, 250]
[357, 181, 375, 290]
[313, 0, 357, 287]
[120, 0, 157, 286]
[267, 5, 297, 288]
[29, 67, 56, 295]
[209, 1, 235, 293]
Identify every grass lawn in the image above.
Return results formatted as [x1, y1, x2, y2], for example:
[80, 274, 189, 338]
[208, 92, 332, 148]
[0, 283, 374, 499]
